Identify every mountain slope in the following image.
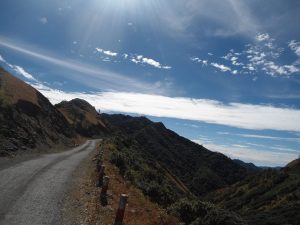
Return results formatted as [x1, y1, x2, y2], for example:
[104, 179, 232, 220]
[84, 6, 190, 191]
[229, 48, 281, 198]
[233, 159, 262, 172]
[285, 158, 300, 174]
[103, 114, 248, 197]
[0, 68, 75, 156]
[55, 98, 107, 137]
[205, 167, 300, 225]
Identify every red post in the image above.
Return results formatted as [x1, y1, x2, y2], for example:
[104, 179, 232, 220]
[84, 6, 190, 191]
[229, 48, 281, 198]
[100, 176, 110, 195]
[114, 194, 128, 225]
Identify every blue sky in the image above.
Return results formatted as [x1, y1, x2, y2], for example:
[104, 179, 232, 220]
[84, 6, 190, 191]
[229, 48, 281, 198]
[0, 0, 300, 166]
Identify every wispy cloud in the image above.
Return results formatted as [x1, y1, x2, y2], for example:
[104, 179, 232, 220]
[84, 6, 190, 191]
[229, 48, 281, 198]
[95, 48, 118, 57]
[0, 54, 5, 62]
[211, 62, 231, 72]
[191, 57, 208, 66]
[256, 33, 270, 42]
[192, 33, 300, 77]
[288, 40, 300, 57]
[199, 142, 297, 166]
[0, 54, 37, 81]
[39, 17, 48, 24]
[94, 47, 171, 70]
[218, 132, 300, 143]
[131, 55, 171, 69]
[160, 0, 259, 39]
[12, 65, 36, 81]
[29, 84, 300, 132]
[0, 38, 166, 93]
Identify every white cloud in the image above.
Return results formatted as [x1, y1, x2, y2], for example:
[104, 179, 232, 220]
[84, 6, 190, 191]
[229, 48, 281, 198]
[103, 50, 117, 57]
[142, 57, 161, 68]
[206, 34, 300, 76]
[0, 54, 5, 62]
[235, 133, 300, 142]
[0, 54, 37, 81]
[0, 39, 159, 93]
[256, 33, 270, 42]
[31, 85, 300, 133]
[230, 56, 238, 61]
[191, 57, 208, 66]
[211, 63, 231, 72]
[262, 61, 299, 76]
[219, 132, 300, 143]
[95, 48, 118, 57]
[131, 55, 171, 69]
[12, 65, 36, 81]
[39, 17, 48, 24]
[288, 40, 300, 57]
[201, 142, 297, 166]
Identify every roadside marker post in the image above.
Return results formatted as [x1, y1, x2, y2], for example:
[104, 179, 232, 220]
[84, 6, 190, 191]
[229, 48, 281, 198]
[97, 165, 106, 187]
[114, 194, 128, 225]
[100, 176, 110, 195]
[96, 159, 103, 172]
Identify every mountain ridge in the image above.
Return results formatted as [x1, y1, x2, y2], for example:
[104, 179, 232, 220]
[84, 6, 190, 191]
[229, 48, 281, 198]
[0, 68, 76, 156]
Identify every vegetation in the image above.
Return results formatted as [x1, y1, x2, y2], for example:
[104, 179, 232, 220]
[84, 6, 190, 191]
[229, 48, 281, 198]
[103, 114, 248, 197]
[104, 137, 249, 225]
[168, 198, 247, 225]
[107, 137, 182, 207]
[206, 169, 300, 225]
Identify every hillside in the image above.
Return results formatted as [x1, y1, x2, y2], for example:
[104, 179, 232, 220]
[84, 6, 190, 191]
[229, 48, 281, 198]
[233, 159, 262, 172]
[0, 68, 76, 156]
[55, 99, 107, 137]
[102, 114, 248, 197]
[285, 158, 300, 174]
[205, 168, 300, 225]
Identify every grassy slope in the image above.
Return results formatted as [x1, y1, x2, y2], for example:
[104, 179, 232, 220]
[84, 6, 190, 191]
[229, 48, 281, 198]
[104, 137, 248, 225]
[0, 68, 76, 155]
[55, 99, 107, 138]
[103, 114, 248, 197]
[205, 169, 300, 225]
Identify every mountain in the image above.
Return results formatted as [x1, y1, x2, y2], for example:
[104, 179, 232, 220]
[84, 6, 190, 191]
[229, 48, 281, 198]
[233, 159, 262, 172]
[205, 164, 300, 225]
[0, 68, 76, 156]
[55, 98, 107, 137]
[285, 158, 300, 174]
[102, 114, 249, 197]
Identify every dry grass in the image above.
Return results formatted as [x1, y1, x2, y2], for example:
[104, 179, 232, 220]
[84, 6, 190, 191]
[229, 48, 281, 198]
[0, 68, 39, 105]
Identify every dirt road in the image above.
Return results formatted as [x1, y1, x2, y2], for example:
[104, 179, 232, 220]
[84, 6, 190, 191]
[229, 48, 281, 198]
[0, 140, 97, 225]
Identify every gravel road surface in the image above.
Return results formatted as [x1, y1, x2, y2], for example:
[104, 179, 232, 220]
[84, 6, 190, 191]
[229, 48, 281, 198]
[0, 140, 97, 225]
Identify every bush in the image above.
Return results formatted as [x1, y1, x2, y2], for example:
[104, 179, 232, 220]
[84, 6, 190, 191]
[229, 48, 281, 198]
[168, 198, 247, 225]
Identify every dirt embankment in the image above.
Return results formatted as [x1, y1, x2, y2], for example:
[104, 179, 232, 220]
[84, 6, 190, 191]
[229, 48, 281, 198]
[63, 142, 180, 225]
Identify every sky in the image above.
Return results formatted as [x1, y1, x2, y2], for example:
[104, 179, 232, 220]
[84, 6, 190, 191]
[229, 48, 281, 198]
[0, 0, 300, 166]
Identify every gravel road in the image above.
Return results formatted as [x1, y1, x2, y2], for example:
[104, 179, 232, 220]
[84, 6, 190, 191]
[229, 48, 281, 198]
[0, 140, 97, 225]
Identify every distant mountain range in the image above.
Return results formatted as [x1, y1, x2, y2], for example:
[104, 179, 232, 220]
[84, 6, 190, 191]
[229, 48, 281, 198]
[1, 67, 299, 225]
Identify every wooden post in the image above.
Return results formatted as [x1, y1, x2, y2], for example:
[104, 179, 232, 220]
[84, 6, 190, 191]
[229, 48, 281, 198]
[97, 165, 105, 187]
[114, 194, 128, 225]
[97, 159, 103, 172]
[101, 176, 110, 195]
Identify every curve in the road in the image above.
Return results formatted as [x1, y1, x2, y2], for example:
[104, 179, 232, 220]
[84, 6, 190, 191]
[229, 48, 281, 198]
[0, 140, 97, 225]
